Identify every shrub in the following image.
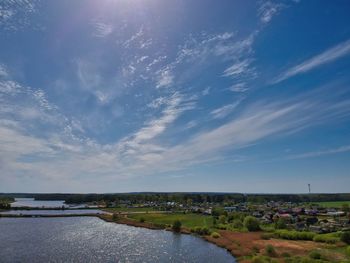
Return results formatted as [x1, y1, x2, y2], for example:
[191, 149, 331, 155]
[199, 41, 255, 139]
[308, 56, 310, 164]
[232, 219, 243, 229]
[309, 250, 321, 260]
[251, 256, 267, 263]
[281, 252, 291, 258]
[274, 218, 287, 229]
[274, 230, 315, 240]
[341, 231, 350, 244]
[313, 233, 339, 244]
[172, 220, 182, 232]
[211, 232, 221, 238]
[265, 244, 277, 257]
[261, 233, 274, 240]
[219, 215, 227, 224]
[244, 216, 260, 231]
[191, 226, 211, 236]
[346, 246, 350, 256]
[216, 223, 227, 230]
[139, 217, 145, 223]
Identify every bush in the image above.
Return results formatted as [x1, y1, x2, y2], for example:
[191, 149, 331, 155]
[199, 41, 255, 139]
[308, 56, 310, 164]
[261, 233, 274, 240]
[191, 226, 211, 236]
[232, 219, 243, 229]
[309, 250, 321, 260]
[313, 233, 339, 244]
[265, 244, 277, 257]
[172, 220, 182, 232]
[341, 231, 350, 244]
[275, 218, 287, 229]
[275, 230, 315, 240]
[139, 217, 145, 223]
[244, 216, 260, 231]
[211, 232, 221, 238]
[346, 246, 350, 256]
[216, 223, 227, 230]
[281, 252, 291, 258]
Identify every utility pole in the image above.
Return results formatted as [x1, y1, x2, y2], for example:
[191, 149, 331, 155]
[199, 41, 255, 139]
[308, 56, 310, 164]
[308, 184, 311, 194]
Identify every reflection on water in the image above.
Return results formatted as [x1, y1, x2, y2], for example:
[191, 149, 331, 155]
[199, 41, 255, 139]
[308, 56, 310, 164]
[11, 198, 67, 208]
[0, 217, 235, 263]
[0, 209, 106, 215]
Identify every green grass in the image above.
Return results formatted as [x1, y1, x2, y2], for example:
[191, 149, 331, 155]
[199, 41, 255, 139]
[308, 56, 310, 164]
[127, 213, 213, 229]
[313, 201, 350, 208]
[103, 207, 157, 213]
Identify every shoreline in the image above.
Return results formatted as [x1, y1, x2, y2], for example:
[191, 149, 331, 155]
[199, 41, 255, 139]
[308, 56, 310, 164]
[97, 214, 238, 261]
[0, 212, 238, 261]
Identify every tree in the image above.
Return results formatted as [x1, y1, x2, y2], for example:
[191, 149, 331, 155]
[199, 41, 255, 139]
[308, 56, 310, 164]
[342, 204, 349, 213]
[172, 220, 182, 232]
[275, 218, 287, 229]
[244, 216, 260, 231]
[341, 231, 350, 244]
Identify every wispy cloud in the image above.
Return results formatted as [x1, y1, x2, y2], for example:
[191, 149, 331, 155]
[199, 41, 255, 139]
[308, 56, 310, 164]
[0, 0, 38, 31]
[156, 68, 174, 88]
[258, 1, 285, 24]
[223, 59, 253, 78]
[273, 39, 350, 84]
[91, 21, 113, 38]
[287, 145, 350, 159]
[229, 83, 249, 93]
[210, 101, 241, 119]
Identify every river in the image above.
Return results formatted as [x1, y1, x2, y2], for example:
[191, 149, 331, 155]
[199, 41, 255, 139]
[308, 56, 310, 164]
[0, 217, 235, 262]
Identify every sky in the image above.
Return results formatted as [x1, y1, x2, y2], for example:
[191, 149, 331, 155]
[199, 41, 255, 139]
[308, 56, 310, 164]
[0, 0, 350, 193]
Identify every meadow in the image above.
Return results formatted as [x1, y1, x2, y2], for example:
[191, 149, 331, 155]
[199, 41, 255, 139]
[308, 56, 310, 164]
[127, 213, 213, 229]
[313, 201, 350, 208]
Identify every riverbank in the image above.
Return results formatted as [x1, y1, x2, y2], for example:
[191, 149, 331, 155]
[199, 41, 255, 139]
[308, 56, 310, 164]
[97, 214, 349, 262]
[1, 212, 348, 262]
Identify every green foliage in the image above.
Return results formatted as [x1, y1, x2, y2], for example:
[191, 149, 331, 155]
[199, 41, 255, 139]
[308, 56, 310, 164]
[274, 218, 287, 229]
[251, 255, 277, 263]
[216, 223, 227, 230]
[313, 233, 339, 244]
[281, 252, 291, 258]
[341, 231, 350, 244]
[308, 251, 322, 260]
[219, 215, 227, 224]
[261, 233, 275, 240]
[232, 218, 243, 229]
[172, 220, 182, 232]
[274, 230, 315, 240]
[127, 213, 213, 229]
[346, 246, 350, 256]
[190, 226, 211, 236]
[211, 232, 221, 238]
[139, 217, 145, 223]
[244, 216, 260, 231]
[265, 244, 277, 257]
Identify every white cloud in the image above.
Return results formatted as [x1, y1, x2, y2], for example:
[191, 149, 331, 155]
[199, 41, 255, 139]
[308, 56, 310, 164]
[210, 101, 241, 119]
[273, 39, 350, 84]
[91, 21, 113, 38]
[258, 1, 284, 24]
[0, 64, 9, 78]
[223, 59, 253, 78]
[202, 87, 210, 96]
[156, 69, 174, 88]
[287, 145, 350, 160]
[229, 83, 249, 92]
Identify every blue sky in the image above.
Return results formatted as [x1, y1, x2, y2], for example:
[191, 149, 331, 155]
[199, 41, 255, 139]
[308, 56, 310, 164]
[1, 0, 350, 193]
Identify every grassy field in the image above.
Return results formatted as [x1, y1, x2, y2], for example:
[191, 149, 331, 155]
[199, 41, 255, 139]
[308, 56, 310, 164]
[104, 207, 157, 213]
[127, 213, 213, 228]
[313, 201, 350, 208]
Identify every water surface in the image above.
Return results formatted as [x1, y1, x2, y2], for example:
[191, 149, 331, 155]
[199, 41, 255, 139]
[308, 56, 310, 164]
[1, 209, 106, 215]
[0, 217, 235, 263]
[11, 198, 67, 208]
